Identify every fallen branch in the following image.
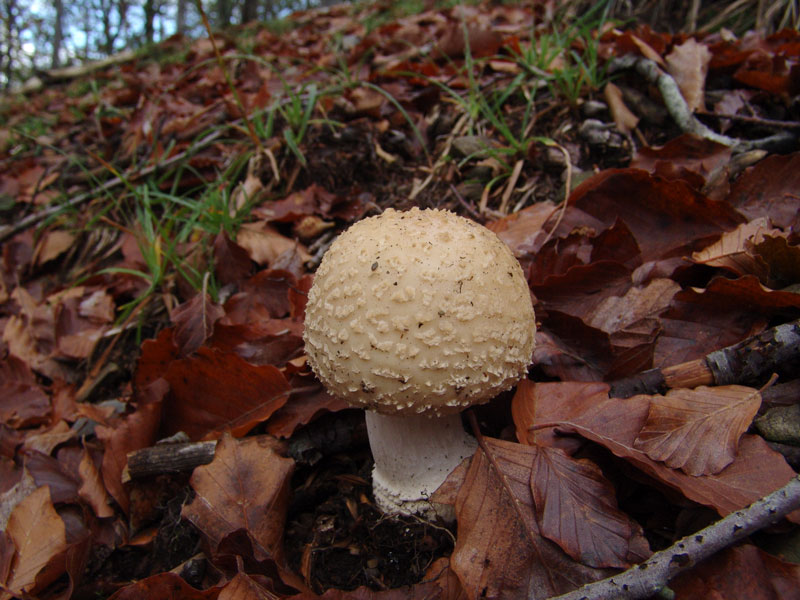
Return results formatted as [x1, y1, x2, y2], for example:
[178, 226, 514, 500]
[609, 318, 800, 398]
[548, 475, 800, 600]
[609, 56, 798, 153]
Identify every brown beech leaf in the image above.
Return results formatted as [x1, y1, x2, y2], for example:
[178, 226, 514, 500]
[107, 572, 219, 599]
[451, 437, 612, 599]
[513, 381, 799, 519]
[671, 544, 800, 599]
[218, 571, 279, 600]
[569, 169, 744, 262]
[604, 82, 639, 134]
[182, 434, 294, 563]
[753, 235, 800, 287]
[162, 346, 291, 440]
[236, 221, 311, 266]
[0, 355, 51, 428]
[666, 38, 711, 113]
[633, 385, 762, 476]
[691, 217, 777, 281]
[530, 446, 651, 568]
[4, 486, 67, 597]
[631, 134, 733, 189]
[170, 292, 226, 356]
[677, 275, 800, 314]
[77, 446, 114, 519]
[95, 381, 165, 514]
[727, 152, 800, 229]
[214, 232, 254, 286]
[289, 582, 443, 600]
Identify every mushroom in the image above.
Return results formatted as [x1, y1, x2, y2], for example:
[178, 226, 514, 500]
[302, 207, 536, 520]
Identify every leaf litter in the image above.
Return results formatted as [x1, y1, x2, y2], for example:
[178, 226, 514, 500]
[2, 1, 800, 599]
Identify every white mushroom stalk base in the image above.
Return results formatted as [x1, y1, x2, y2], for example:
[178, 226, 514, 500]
[365, 411, 477, 522]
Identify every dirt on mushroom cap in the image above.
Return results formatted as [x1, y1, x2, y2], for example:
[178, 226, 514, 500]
[303, 207, 536, 416]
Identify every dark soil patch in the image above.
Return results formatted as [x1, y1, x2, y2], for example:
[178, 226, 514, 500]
[285, 447, 456, 593]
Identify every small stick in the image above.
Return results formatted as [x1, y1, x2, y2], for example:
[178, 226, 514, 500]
[609, 318, 800, 398]
[548, 475, 800, 600]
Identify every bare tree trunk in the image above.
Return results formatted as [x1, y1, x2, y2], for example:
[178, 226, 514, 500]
[241, 0, 258, 23]
[2, 0, 19, 90]
[51, 0, 64, 68]
[217, 0, 233, 27]
[176, 0, 188, 33]
[144, 0, 156, 43]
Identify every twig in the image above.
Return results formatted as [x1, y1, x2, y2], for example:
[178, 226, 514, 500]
[696, 110, 800, 129]
[548, 475, 800, 600]
[609, 56, 798, 153]
[609, 318, 800, 398]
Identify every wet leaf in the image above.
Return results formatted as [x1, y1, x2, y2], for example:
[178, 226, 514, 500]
[633, 385, 762, 476]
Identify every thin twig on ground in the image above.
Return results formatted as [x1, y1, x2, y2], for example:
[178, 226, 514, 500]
[548, 475, 800, 600]
[609, 56, 798, 153]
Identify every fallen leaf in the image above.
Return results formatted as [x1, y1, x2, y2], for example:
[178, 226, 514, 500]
[569, 169, 744, 262]
[530, 446, 651, 568]
[162, 346, 291, 440]
[451, 437, 612, 599]
[0, 354, 51, 428]
[4, 486, 67, 597]
[214, 232, 255, 286]
[691, 218, 777, 282]
[726, 152, 800, 229]
[77, 446, 115, 519]
[107, 572, 219, 599]
[170, 292, 226, 356]
[604, 82, 639, 134]
[633, 385, 762, 476]
[513, 381, 799, 518]
[182, 434, 294, 562]
[237, 221, 311, 266]
[671, 544, 800, 599]
[96, 381, 165, 514]
[666, 38, 712, 112]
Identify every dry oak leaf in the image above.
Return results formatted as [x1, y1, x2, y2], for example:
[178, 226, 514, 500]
[530, 446, 651, 569]
[182, 433, 294, 563]
[450, 437, 614, 600]
[633, 385, 761, 476]
[2, 486, 67, 599]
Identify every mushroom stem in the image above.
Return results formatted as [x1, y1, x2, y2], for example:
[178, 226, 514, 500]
[365, 410, 477, 521]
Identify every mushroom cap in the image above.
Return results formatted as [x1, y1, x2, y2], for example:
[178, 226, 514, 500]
[303, 207, 536, 416]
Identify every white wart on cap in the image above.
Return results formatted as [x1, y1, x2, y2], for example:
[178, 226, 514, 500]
[303, 207, 536, 417]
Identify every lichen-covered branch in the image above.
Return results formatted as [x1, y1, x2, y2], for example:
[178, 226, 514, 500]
[548, 475, 800, 600]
